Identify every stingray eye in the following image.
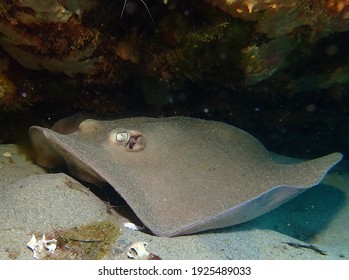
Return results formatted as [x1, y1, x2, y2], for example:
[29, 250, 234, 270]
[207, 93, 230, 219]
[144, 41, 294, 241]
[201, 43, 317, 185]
[116, 132, 130, 143]
[110, 130, 145, 151]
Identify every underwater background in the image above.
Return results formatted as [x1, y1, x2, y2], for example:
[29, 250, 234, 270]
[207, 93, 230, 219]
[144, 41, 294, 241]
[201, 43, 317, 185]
[0, 0, 348, 259]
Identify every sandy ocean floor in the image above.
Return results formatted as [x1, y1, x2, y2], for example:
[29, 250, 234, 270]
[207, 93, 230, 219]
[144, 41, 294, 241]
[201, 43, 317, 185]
[0, 144, 348, 260]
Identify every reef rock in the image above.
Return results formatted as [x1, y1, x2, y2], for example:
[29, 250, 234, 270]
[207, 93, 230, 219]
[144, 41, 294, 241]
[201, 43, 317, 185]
[0, 0, 100, 76]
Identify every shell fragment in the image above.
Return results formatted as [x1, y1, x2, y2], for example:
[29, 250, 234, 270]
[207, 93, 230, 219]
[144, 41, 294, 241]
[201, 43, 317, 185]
[27, 234, 57, 259]
[123, 222, 144, 231]
[127, 242, 150, 259]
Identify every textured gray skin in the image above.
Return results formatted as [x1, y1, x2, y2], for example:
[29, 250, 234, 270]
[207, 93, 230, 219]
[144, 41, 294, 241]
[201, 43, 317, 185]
[29, 117, 343, 237]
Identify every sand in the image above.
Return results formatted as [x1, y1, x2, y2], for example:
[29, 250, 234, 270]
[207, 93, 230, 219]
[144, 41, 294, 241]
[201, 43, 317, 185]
[0, 144, 348, 259]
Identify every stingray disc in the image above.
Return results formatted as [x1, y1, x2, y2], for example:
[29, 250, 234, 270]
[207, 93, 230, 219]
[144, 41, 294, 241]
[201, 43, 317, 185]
[29, 117, 343, 236]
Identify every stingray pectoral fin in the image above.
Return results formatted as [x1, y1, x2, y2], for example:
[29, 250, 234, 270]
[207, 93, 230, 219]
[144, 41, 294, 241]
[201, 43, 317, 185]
[65, 161, 106, 186]
[271, 152, 344, 188]
[162, 152, 343, 237]
[30, 125, 106, 186]
[169, 186, 305, 237]
[29, 126, 66, 168]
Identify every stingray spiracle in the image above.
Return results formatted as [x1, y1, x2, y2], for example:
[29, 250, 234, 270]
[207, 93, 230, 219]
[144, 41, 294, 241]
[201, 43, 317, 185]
[113, 130, 145, 151]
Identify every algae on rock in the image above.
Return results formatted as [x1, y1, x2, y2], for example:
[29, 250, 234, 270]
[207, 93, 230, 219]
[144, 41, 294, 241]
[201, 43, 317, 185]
[51, 221, 120, 260]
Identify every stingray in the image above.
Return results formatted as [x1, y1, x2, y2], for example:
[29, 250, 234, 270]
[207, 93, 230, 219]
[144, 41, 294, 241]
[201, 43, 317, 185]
[29, 116, 342, 237]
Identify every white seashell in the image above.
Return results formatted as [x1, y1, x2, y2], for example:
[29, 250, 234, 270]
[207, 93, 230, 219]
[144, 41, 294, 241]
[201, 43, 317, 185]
[33, 250, 41, 260]
[26, 234, 37, 251]
[45, 243, 57, 253]
[26, 233, 57, 259]
[127, 242, 150, 259]
[123, 222, 144, 231]
[2, 152, 11, 157]
[43, 236, 57, 253]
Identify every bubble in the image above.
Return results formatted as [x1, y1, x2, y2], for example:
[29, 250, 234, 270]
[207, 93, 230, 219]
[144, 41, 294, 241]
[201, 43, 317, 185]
[125, 2, 137, 14]
[305, 104, 317, 112]
[325, 45, 339, 56]
[219, 53, 227, 60]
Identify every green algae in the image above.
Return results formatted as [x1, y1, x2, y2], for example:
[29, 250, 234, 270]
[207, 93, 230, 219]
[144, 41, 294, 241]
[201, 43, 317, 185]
[52, 221, 120, 260]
